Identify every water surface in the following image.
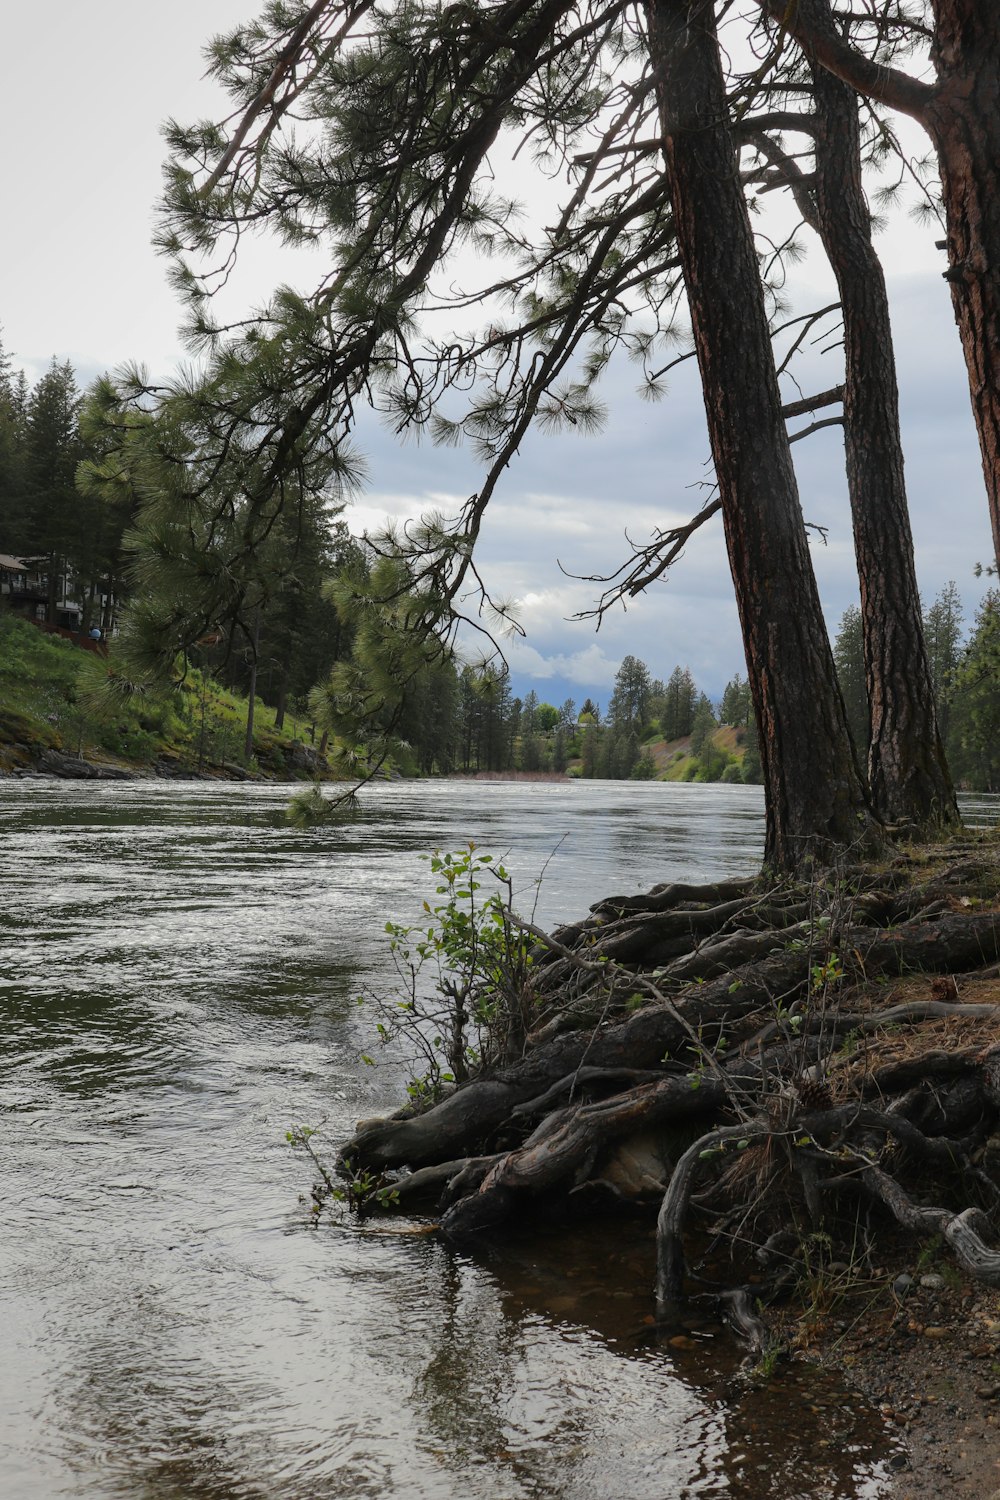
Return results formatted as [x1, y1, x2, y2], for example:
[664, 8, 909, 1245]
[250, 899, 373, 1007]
[2, 778, 965, 1498]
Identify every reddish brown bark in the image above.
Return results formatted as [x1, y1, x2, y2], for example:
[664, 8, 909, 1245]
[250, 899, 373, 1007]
[792, 0, 959, 830]
[764, 0, 1000, 569]
[925, 9, 1000, 570]
[644, 0, 879, 872]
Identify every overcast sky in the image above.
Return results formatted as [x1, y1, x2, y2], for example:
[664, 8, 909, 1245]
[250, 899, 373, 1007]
[3, 2, 994, 709]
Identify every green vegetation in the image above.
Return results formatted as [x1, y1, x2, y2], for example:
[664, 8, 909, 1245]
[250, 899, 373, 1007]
[833, 585, 1000, 792]
[0, 610, 325, 778]
[358, 845, 533, 1103]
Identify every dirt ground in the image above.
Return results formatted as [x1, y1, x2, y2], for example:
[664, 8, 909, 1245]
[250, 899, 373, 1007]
[802, 1269, 1000, 1496]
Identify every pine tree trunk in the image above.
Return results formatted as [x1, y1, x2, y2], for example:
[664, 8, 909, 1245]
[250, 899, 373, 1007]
[765, 0, 1000, 569]
[644, 0, 878, 871]
[926, 6, 1000, 570]
[244, 608, 261, 762]
[804, 11, 958, 831]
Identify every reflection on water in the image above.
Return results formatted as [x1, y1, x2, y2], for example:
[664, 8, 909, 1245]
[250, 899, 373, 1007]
[5, 778, 984, 1498]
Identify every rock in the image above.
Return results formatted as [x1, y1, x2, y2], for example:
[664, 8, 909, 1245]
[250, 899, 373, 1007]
[923, 1326, 950, 1338]
[37, 749, 133, 780]
[221, 762, 259, 780]
[893, 1274, 914, 1297]
[286, 741, 327, 773]
[920, 1273, 946, 1291]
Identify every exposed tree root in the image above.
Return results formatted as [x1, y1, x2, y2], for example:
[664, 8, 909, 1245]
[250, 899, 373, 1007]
[338, 837, 1000, 1347]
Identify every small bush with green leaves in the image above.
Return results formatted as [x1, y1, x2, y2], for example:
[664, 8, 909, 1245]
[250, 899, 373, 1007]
[360, 844, 538, 1104]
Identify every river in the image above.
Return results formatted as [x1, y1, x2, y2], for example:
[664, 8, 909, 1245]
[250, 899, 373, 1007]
[4, 778, 993, 1500]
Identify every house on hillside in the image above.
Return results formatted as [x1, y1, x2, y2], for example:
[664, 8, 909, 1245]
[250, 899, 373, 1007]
[0, 552, 84, 631]
[0, 553, 48, 621]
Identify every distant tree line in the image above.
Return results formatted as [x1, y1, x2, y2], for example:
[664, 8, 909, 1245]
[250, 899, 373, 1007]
[0, 334, 362, 734]
[834, 584, 1000, 794]
[322, 645, 764, 783]
[0, 342, 130, 634]
[4, 336, 994, 792]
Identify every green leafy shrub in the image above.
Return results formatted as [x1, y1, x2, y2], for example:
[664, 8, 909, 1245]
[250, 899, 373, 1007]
[361, 845, 537, 1103]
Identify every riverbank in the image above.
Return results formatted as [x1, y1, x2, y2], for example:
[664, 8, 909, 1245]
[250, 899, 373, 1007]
[799, 1270, 1000, 1498]
[335, 825, 1000, 1496]
[760, 1222, 1000, 1496]
[0, 717, 332, 782]
[0, 612, 333, 782]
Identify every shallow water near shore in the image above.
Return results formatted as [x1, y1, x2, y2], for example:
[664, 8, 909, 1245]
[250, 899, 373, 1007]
[4, 778, 994, 1499]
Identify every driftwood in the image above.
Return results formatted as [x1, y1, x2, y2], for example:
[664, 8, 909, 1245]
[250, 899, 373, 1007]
[335, 842, 1000, 1348]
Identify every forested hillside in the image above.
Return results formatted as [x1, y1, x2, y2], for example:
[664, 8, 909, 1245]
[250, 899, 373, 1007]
[1, 336, 996, 789]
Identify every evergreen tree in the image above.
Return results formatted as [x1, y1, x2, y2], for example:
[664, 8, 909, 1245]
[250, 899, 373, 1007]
[608, 654, 652, 730]
[396, 657, 460, 773]
[922, 582, 964, 740]
[0, 331, 26, 544]
[742, 713, 763, 785]
[600, 724, 639, 780]
[138, 0, 902, 865]
[457, 666, 481, 772]
[662, 666, 697, 740]
[719, 673, 751, 726]
[766, 1, 1000, 573]
[478, 665, 515, 770]
[689, 694, 718, 760]
[946, 592, 1000, 791]
[580, 721, 600, 779]
[520, 731, 544, 773]
[21, 361, 84, 621]
[832, 605, 869, 755]
[631, 749, 657, 780]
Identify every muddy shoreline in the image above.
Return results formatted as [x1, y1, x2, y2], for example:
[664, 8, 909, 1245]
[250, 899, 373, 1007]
[792, 1266, 1000, 1496]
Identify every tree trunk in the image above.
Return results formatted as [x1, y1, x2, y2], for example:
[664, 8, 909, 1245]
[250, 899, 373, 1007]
[926, 6, 1000, 571]
[644, 0, 879, 872]
[244, 608, 261, 762]
[802, 1, 958, 831]
[766, 0, 1000, 571]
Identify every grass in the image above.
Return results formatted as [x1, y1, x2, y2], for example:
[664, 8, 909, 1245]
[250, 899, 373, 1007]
[0, 610, 327, 778]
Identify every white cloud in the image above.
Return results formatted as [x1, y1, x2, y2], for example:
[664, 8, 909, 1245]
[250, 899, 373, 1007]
[507, 640, 622, 691]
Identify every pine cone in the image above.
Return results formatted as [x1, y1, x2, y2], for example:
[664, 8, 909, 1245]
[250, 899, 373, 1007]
[796, 1075, 834, 1113]
[930, 975, 959, 1002]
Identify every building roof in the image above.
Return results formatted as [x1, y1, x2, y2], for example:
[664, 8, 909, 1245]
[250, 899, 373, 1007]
[0, 553, 29, 570]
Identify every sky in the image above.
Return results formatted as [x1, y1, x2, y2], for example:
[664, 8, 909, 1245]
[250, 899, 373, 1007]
[2, 2, 994, 711]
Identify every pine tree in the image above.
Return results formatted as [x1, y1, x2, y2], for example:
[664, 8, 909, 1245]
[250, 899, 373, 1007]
[580, 721, 600, 778]
[23, 361, 84, 622]
[922, 582, 964, 740]
[689, 694, 718, 760]
[607, 654, 652, 730]
[662, 666, 697, 741]
[832, 605, 869, 756]
[0, 330, 26, 547]
[137, 0, 910, 865]
[763, 0, 1000, 571]
[946, 592, 1000, 792]
[719, 673, 751, 726]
